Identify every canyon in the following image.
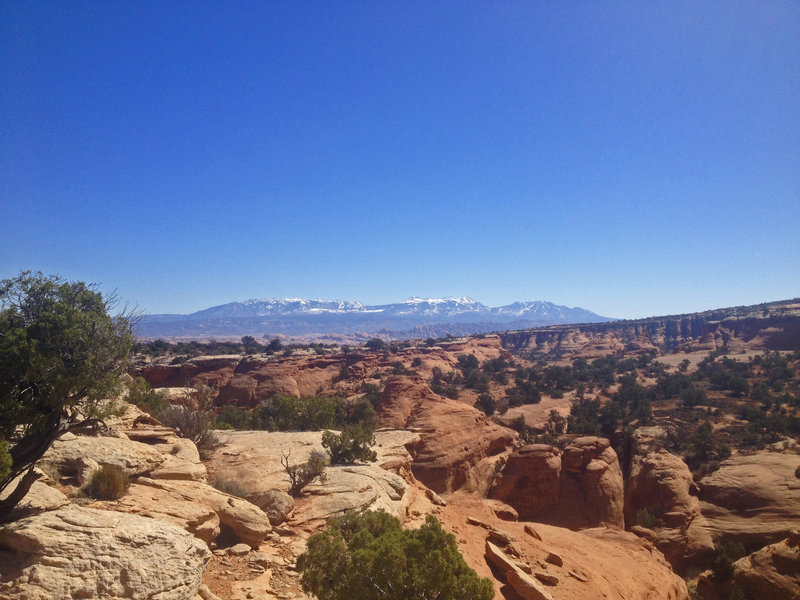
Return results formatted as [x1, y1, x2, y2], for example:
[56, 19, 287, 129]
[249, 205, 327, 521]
[2, 299, 799, 599]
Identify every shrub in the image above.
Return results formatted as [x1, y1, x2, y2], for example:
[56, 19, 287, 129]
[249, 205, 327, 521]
[365, 338, 387, 351]
[322, 425, 377, 464]
[84, 464, 130, 500]
[361, 383, 382, 408]
[475, 393, 496, 416]
[712, 541, 746, 580]
[215, 405, 254, 430]
[156, 385, 222, 459]
[282, 450, 328, 497]
[213, 478, 249, 498]
[636, 507, 657, 529]
[545, 409, 567, 435]
[0, 440, 11, 485]
[297, 510, 493, 600]
[680, 385, 707, 408]
[126, 377, 168, 415]
[255, 394, 340, 431]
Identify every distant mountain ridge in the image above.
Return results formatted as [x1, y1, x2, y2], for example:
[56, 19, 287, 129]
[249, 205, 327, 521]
[136, 296, 612, 340]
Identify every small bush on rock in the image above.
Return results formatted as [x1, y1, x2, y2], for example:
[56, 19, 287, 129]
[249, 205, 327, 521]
[84, 464, 130, 500]
[213, 478, 249, 498]
[282, 450, 328, 497]
[322, 425, 377, 464]
[712, 541, 746, 580]
[156, 385, 222, 459]
[636, 507, 657, 529]
[126, 377, 168, 415]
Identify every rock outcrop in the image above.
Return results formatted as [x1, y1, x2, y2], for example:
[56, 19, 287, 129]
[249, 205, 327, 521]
[0, 505, 210, 600]
[625, 428, 715, 570]
[440, 496, 688, 600]
[125, 477, 272, 547]
[490, 437, 624, 529]
[730, 530, 800, 600]
[696, 531, 800, 600]
[698, 451, 800, 548]
[42, 404, 207, 484]
[207, 429, 428, 526]
[379, 376, 516, 494]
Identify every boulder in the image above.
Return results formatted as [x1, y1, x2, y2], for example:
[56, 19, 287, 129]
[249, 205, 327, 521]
[730, 530, 800, 600]
[136, 478, 271, 547]
[246, 489, 294, 525]
[507, 570, 555, 600]
[489, 444, 561, 518]
[42, 435, 167, 478]
[0, 479, 69, 520]
[113, 481, 221, 543]
[41, 430, 205, 483]
[0, 505, 209, 600]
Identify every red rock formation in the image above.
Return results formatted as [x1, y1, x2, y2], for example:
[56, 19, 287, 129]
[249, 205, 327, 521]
[487, 444, 561, 517]
[138, 356, 240, 390]
[378, 376, 516, 494]
[699, 452, 800, 548]
[625, 428, 715, 571]
[696, 531, 800, 600]
[490, 437, 624, 529]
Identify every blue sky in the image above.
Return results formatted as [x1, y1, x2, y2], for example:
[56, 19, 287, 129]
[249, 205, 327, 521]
[2, 2, 798, 320]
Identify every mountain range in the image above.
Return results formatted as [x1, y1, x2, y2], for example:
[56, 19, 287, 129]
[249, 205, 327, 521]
[136, 297, 612, 340]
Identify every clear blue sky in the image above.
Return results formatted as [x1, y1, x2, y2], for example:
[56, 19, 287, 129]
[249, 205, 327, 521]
[2, 2, 798, 319]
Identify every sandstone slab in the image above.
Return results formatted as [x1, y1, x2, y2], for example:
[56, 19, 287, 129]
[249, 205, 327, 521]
[0, 505, 209, 600]
[699, 451, 800, 548]
[137, 478, 271, 547]
[207, 430, 422, 526]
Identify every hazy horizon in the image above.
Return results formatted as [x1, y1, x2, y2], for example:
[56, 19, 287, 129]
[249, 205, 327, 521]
[2, 3, 798, 320]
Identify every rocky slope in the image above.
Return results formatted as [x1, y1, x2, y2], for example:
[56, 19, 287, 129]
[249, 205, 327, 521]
[0, 391, 698, 600]
[500, 300, 800, 357]
[698, 451, 800, 550]
[378, 375, 516, 494]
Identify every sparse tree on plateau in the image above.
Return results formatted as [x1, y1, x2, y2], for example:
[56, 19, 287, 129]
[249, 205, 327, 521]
[365, 337, 387, 351]
[0, 272, 133, 517]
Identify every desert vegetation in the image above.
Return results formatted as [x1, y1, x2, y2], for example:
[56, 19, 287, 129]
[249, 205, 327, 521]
[0, 272, 133, 516]
[83, 464, 131, 500]
[297, 510, 494, 600]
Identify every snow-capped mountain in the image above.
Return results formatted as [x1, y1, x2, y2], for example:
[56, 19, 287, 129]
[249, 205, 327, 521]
[137, 296, 612, 339]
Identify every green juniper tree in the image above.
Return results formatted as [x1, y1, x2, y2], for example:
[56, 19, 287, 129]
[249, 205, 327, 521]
[297, 510, 494, 600]
[0, 272, 133, 517]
